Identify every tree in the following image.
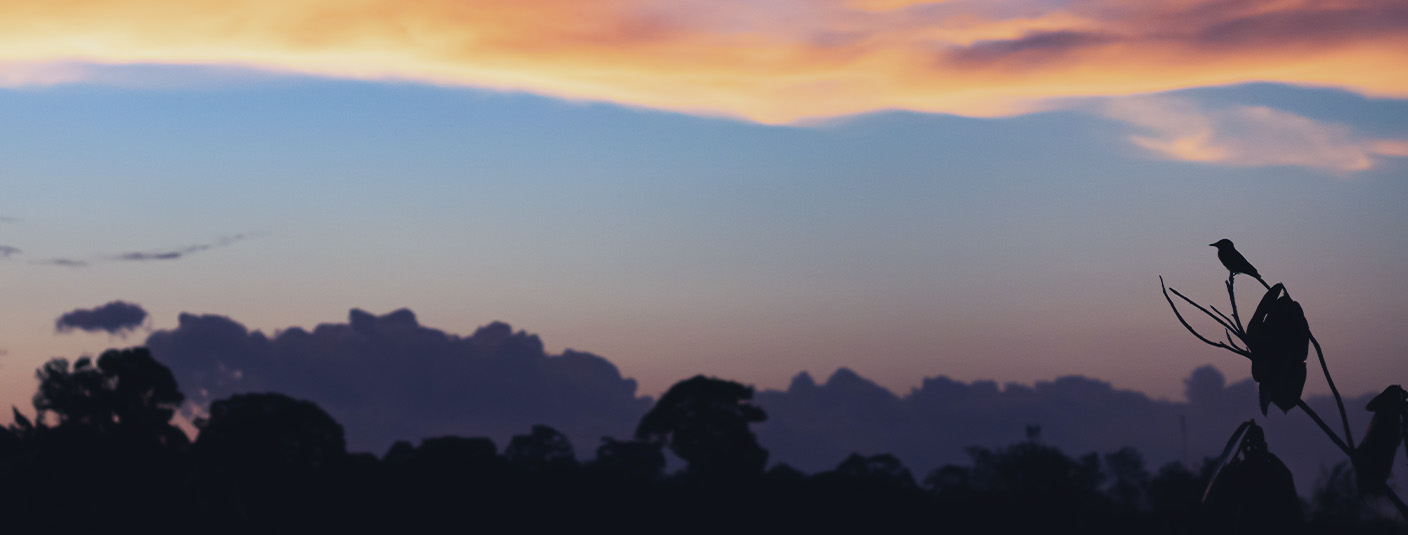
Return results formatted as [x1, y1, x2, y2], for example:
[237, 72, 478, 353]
[506, 425, 577, 471]
[30, 347, 185, 446]
[588, 437, 665, 482]
[193, 392, 346, 469]
[635, 375, 768, 477]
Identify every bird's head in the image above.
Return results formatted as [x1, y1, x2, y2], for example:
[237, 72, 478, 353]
[1210, 239, 1234, 249]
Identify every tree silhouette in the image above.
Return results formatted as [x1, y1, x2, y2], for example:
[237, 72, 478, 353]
[506, 424, 577, 471]
[587, 437, 666, 482]
[33, 348, 182, 428]
[194, 392, 346, 469]
[29, 347, 187, 448]
[635, 375, 768, 477]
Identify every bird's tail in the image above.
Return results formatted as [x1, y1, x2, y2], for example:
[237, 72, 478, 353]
[1254, 275, 1271, 290]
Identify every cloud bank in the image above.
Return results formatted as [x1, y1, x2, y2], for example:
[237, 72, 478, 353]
[142, 307, 1392, 493]
[1, 0, 1406, 122]
[55, 301, 149, 334]
[145, 309, 653, 453]
[754, 366, 1383, 493]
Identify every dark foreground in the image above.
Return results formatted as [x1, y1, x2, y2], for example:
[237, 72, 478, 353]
[1, 348, 1402, 534]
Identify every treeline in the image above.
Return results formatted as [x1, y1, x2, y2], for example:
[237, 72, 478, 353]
[0, 348, 1399, 534]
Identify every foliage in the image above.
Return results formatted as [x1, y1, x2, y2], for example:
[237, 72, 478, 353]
[1162, 241, 1408, 525]
[635, 375, 768, 477]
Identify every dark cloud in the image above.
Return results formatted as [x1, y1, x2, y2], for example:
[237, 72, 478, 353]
[0, 246, 19, 258]
[143, 308, 1391, 492]
[1191, 4, 1408, 50]
[145, 309, 653, 455]
[110, 234, 250, 262]
[948, 30, 1118, 67]
[29, 234, 252, 267]
[754, 365, 1387, 494]
[55, 301, 149, 335]
[33, 258, 89, 267]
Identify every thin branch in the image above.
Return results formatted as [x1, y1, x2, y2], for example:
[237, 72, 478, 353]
[1297, 399, 1352, 456]
[1209, 305, 1241, 339]
[1224, 276, 1246, 338]
[1222, 330, 1247, 353]
[1170, 286, 1242, 336]
[1160, 277, 1253, 359]
[1309, 332, 1353, 448]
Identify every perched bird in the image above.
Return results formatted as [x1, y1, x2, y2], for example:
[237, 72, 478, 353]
[1211, 239, 1268, 288]
[1354, 385, 1407, 495]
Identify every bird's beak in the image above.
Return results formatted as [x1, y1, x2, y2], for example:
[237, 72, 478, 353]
[1209, 243, 1216, 247]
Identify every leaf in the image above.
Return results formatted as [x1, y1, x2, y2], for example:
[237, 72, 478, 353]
[1244, 284, 1309, 414]
[1204, 421, 1302, 529]
[1203, 420, 1254, 504]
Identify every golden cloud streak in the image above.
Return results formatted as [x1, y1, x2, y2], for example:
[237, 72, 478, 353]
[1, 0, 1407, 123]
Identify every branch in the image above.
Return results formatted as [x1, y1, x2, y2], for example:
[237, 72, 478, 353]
[1165, 285, 1244, 336]
[1296, 399, 1352, 456]
[1209, 305, 1242, 339]
[1309, 332, 1353, 448]
[1224, 276, 1246, 338]
[1222, 330, 1247, 353]
[1160, 277, 1253, 359]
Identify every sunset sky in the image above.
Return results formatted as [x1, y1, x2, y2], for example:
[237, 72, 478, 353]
[3, 0, 1408, 417]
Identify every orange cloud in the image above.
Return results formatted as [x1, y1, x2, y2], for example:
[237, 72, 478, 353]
[0, 0, 1406, 122]
[1103, 96, 1408, 172]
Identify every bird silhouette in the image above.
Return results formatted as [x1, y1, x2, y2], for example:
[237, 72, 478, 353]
[1354, 385, 1406, 495]
[1211, 239, 1270, 289]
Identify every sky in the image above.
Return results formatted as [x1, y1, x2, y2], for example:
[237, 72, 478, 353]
[3, 0, 1408, 422]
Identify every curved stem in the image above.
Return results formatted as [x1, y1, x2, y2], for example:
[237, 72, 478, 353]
[1308, 332, 1353, 448]
[1296, 399, 1352, 456]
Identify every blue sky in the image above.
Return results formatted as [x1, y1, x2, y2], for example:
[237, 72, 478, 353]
[3, 69, 1407, 416]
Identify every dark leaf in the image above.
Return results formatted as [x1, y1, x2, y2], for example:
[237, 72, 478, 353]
[1244, 284, 1309, 414]
[1355, 385, 1406, 495]
[1204, 421, 1302, 529]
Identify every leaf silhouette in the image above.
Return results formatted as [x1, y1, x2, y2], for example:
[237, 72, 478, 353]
[1245, 284, 1310, 415]
[1203, 421, 1301, 530]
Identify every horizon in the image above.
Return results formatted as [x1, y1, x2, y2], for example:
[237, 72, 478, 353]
[7, 302, 1397, 405]
[3, 2, 1408, 523]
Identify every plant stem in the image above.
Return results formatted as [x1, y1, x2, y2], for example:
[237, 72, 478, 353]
[1296, 399, 1352, 456]
[1309, 332, 1353, 447]
[1225, 275, 1244, 337]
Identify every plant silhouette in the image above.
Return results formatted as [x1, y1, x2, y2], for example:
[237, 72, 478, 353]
[1162, 240, 1408, 523]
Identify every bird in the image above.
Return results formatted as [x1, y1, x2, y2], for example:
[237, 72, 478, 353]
[1211, 239, 1269, 289]
[1354, 385, 1406, 496]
